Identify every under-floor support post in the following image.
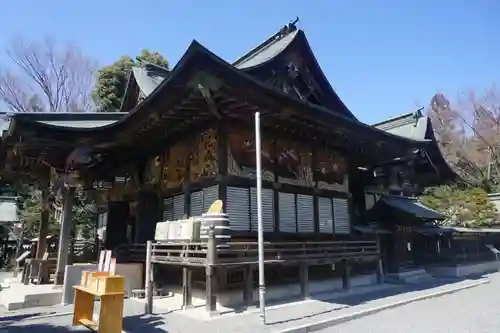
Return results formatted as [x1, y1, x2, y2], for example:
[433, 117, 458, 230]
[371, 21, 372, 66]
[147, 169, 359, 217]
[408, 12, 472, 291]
[342, 259, 351, 290]
[376, 259, 384, 284]
[206, 227, 218, 315]
[182, 267, 193, 309]
[205, 266, 217, 314]
[243, 265, 254, 306]
[300, 264, 309, 299]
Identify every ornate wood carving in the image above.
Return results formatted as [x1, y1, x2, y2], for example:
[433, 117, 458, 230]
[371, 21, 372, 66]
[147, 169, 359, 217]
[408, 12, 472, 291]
[189, 128, 218, 182]
[314, 148, 348, 192]
[162, 140, 190, 189]
[143, 155, 163, 185]
[227, 128, 275, 181]
[276, 139, 313, 187]
[267, 52, 323, 105]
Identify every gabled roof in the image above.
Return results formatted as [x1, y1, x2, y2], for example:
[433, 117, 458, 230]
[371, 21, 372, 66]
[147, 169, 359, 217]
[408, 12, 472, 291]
[372, 108, 458, 183]
[233, 20, 300, 69]
[132, 64, 170, 96]
[14, 40, 421, 144]
[365, 194, 446, 224]
[233, 19, 357, 120]
[120, 63, 170, 112]
[372, 108, 429, 140]
[3, 39, 435, 172]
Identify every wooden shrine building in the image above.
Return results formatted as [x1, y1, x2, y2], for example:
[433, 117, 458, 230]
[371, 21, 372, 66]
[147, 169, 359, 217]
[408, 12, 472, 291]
[0, 21, 457, 309]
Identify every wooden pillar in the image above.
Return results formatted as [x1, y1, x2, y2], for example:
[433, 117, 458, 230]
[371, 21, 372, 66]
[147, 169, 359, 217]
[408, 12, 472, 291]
[182, 267, 193, 309]
[36, 186, 50, 259]
[342, 259, 350, 290]
[54, 186, 76, 285]
[376, 235, 384, 284]
[205, 226, 218, 315]
[299, 264, 309, 299]
[243, 265, 254, 305]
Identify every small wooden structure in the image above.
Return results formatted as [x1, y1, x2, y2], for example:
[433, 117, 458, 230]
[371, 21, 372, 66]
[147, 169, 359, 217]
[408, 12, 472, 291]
[73, 272, 125, 333]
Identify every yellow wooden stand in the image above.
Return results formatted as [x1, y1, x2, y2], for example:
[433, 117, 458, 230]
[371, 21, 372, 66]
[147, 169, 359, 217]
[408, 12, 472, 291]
[73, 272, 125, 333]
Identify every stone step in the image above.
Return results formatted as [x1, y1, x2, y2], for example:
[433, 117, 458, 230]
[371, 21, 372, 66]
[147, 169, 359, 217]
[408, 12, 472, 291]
[0, 283, 62, 311]
[402, 273, 434, 284]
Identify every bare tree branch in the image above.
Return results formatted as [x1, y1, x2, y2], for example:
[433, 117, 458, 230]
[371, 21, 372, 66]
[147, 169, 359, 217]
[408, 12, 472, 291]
[0, 37, 97, 112]
[429, 85, 500, 190]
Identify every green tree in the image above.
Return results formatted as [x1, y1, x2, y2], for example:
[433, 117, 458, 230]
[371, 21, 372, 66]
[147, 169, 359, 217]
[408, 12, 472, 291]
[92, 49, 169, 111]
[420, 185, 499, 227]
[19, 187, 96, 240]
[21, 194, 58, 238]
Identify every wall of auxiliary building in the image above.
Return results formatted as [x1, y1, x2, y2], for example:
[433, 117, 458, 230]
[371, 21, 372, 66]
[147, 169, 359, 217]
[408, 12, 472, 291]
[158, 126, 352, 236]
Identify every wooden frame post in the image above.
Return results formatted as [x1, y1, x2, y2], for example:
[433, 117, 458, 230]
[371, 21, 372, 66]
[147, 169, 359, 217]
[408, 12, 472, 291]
[299, 264, 309, 299]
[182, 267, 193, 309]
[54, 186, 76, 285]
[243, 265, 254, 306]
[205, 226, 218, 315]
[376, 235, 384, 284]
[342, 259, 351, 290]
[36, 183, 50, 260]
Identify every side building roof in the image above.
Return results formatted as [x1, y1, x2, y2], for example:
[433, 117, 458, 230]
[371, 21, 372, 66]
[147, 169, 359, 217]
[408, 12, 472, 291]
[372, 108, 458, 182]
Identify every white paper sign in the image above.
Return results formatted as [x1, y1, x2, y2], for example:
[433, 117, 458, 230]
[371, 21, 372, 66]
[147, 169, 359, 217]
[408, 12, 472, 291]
[103, 250, 112, 272]
[98, 251, 106, 271]
[109, 258, 117, 275]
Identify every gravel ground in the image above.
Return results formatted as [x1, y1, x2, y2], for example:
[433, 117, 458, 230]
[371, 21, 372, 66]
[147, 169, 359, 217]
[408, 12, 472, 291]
[321, 273, 500, 333]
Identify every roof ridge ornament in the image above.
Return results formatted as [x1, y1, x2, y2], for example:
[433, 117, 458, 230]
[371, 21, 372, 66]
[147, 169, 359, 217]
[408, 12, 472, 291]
[277, 17, 299, 39]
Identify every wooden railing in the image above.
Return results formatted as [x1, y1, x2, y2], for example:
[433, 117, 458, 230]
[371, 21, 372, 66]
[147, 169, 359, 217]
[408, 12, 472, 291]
[124, 239, 379, 267]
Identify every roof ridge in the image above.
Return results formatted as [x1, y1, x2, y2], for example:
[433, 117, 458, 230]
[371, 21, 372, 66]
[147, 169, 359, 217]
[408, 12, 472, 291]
[233, 17, 299, 66]
[372, 107, 424, 128]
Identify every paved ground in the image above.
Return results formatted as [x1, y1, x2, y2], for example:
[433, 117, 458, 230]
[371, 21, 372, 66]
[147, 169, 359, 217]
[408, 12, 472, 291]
[320, 273, 500, 333]
[0, 275, 491, 333]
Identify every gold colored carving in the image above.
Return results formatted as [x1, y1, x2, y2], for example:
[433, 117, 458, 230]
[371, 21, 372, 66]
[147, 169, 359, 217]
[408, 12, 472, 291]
[276, 139, 313, 186]
[227, 129, 275, 181]
[315, 149, 348, 191]
[144, 155, 162, 185]
[163, 140, 190, 189]
[189, 128, 218, 182]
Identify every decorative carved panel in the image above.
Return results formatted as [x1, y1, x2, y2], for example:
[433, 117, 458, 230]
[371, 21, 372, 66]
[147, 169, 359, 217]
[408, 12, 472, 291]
[276, 139, 313, 187]
[143, 155, 162, 185]
[314, 148, 348, 191]
[227, 129, 275, 181]
[266, 52, 323, 105]
[162, 140, 190, 189]
[189, 128, 218, 182]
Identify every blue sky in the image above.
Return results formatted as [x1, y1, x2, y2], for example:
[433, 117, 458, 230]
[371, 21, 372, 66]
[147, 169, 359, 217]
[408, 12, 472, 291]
[0, 0, 497, 124]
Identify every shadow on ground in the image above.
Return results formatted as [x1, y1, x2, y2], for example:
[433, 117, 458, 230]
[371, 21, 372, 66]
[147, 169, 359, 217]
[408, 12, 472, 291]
[0, 313, 57, 322]
[0, 314, 169, 333]
[261, 273, 488, 326]
[0, 322, 88, 333]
